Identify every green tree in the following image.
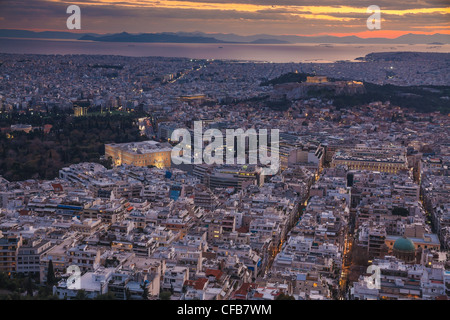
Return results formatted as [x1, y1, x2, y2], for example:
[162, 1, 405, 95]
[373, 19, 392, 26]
[159, 290, 172, 300]
[94, 292, 116, 300]
[392, 207, 409, 217]
[74, 289, 88, 300]
[46, 260, 56, 287]
[26, 276, 33, 297]
[275, 293, 295, 300]
[140, 281, 149, 300]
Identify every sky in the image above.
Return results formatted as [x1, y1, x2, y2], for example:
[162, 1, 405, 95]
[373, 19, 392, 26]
[0, 0, 449, 37]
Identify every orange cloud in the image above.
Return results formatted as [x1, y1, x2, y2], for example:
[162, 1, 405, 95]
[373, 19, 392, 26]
[322, 30, 450, 38]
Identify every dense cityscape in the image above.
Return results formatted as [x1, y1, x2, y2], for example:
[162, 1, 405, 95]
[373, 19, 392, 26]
[0, 50, 449, 302]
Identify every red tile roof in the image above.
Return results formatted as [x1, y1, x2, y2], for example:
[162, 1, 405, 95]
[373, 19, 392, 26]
[18, 209, 30, 216]
[236, 226, 249, 233]
[205, 268, 224, 280]
[232, 282, 257, 300]
[184, 278, 208, 290]
[52, 183, 63, 192]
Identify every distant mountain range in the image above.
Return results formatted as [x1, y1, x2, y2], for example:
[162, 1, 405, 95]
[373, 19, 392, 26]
[170, 31, 450, 44]
[78, 32, 227, 43]
[0, 29, 449, 44]
[0, 29, 102, 40]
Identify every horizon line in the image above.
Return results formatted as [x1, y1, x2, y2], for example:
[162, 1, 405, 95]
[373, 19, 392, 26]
[1, 28, 450, 40]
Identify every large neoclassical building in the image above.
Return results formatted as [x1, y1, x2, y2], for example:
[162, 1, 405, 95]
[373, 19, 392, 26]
[105, 141, 172, 169]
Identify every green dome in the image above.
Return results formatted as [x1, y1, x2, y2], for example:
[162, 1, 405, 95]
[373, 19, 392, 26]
[393, 236, 415, 252]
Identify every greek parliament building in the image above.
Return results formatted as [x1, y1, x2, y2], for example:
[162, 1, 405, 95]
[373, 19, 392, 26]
[105, 141, 172, 169]
[331, 145, 408, 174]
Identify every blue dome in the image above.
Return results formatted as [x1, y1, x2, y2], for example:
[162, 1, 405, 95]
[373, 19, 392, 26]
[393, 236, 415, 252]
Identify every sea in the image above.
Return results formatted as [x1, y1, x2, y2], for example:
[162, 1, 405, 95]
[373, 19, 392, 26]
[0, 38, 449, 63]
